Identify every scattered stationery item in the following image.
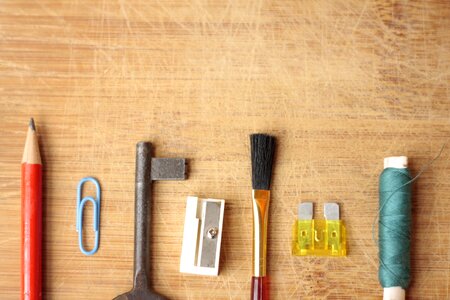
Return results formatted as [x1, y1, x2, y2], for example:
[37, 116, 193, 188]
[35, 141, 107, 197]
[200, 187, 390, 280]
[180, 196, 225, 276]
[379, 156, 411, 300]
[76, 177, 101, 256]
[21, 118, 43, 300]
[249, 133, 276, 300]
[114, 142, 186, 300]
[373, 143, 447, 300]
[292, 202, 346, 257]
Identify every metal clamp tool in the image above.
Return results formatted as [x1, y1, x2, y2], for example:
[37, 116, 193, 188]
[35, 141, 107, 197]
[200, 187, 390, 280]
[114, 142, 187, 300]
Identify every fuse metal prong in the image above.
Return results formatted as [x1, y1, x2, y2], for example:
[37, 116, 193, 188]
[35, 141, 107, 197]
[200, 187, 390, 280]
[298, 202, 313, 220]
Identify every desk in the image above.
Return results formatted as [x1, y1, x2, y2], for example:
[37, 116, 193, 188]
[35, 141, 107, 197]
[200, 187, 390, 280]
[1, 1, 449, 299]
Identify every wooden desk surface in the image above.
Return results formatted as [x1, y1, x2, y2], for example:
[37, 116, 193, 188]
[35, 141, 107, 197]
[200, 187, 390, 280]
[1, 1, 449, 299]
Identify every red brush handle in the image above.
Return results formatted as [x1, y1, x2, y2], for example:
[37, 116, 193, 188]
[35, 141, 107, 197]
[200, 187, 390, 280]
[21, 163, 42, 300]
[251, 276, 269, 300]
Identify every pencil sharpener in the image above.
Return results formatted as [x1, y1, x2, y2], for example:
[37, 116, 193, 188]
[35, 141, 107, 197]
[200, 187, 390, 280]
[180, 196, 225, 276]
[292, 202, 346, 257]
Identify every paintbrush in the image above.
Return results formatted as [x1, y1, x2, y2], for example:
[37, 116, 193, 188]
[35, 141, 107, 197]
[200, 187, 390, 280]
[250, 134, 275, 300]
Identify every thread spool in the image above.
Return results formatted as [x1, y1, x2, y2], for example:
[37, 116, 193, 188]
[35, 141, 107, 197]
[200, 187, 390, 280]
[379, 156, 412, 300]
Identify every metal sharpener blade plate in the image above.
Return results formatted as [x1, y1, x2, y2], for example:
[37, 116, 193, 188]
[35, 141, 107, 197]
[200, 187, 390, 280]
[199, 201, 221, 268]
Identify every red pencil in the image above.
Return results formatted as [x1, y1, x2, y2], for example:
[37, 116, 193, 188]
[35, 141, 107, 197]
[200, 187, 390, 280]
[21, 118, 42, 300]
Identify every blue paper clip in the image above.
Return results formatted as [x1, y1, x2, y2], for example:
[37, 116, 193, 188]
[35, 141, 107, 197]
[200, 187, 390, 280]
[76, 177, 101, 256]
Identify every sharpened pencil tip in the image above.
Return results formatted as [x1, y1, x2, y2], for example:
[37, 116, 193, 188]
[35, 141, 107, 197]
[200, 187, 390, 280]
[29, 118, 36, 131]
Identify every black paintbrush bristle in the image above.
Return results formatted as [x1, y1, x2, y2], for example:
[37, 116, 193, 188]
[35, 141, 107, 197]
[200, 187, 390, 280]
[250, 133, 276, 190]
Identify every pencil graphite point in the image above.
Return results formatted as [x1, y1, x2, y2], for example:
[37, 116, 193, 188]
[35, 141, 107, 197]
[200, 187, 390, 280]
[29, 118, 36, 131]
[22, 118, 41, 164]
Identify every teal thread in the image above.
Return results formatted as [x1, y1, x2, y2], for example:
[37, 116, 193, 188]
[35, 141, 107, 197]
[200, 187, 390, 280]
[373, 141, 448, 290]
[379, 168, 412, 289]
[373, 143, 448, 244]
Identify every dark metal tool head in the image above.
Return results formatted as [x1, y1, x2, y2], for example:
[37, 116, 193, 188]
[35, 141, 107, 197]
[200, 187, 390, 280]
[113, 142, 186, 300]
[113, 287, 167, 300]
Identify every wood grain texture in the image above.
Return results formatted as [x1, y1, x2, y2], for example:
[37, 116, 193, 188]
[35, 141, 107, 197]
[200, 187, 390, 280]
[1, 0, 449, 299]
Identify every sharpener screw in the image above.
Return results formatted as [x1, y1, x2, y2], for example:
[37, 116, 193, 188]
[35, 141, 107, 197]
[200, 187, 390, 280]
[207, 227, 218, 239]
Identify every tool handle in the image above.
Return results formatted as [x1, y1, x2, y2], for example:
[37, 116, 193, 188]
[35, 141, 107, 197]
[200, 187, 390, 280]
[251, 276, 269, 300]
[133, 142, 153, 289]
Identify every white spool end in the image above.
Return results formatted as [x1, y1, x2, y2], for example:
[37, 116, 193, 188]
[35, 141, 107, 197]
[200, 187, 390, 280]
[384, 156, 408, 169]
[383, 286, 405, 300]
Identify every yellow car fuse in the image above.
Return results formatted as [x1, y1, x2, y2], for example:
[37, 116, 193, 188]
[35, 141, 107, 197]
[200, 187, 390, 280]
[292, 202, 346, 257]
